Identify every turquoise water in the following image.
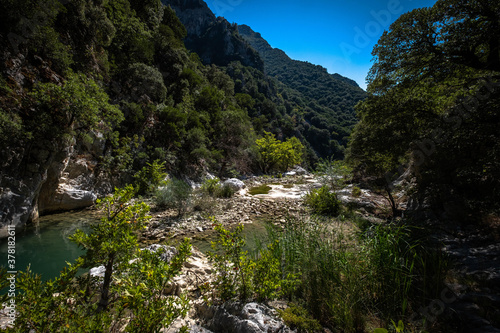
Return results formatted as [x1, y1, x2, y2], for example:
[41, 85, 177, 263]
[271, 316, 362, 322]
[0, 211, 270, 285]
[0, 210, 99, 282]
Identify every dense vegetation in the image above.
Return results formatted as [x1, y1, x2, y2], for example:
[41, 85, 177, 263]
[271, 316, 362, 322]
[238, 24, 367, 157]
[2, 0, 498, 331]
[346, 0, 500, 218]
[1, 186, 192, 332]
[0, 0, 344, 197]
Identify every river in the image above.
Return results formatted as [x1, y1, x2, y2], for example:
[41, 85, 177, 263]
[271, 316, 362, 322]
[0, 210, 99, 282]
[0, 209, 270, 283]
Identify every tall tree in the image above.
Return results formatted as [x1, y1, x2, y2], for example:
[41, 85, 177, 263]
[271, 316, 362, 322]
[347, 0, 500, 216]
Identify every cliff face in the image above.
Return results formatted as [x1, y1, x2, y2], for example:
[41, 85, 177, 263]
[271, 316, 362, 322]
[161, 0, 264, 71]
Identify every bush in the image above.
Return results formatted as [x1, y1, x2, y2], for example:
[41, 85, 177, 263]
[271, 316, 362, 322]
[200, 178, 222, 196]
[304, 186, 341, 216]
[134, 160, 168, 195]
[206, 222, 297, 303]
[154, 178, 192, 216]
[12, 186, 191, 331]
[200, 178, 235, 198]
[316, 158, 352, 190]
[278, 304, 322, 333]
[206, 222, 255, 302]
[218, 184, 235, 198]
[351, 186, 362, 198]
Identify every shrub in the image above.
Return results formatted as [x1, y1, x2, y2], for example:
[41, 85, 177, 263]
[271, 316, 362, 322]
[278, 304, 322, 333]
[200, 178, 235, 198]
[206, 222, 297, 303]
[218, 184, 235, 198]
[154, 178, 192, 216]
[12, 186, 191, 331]
[134, 160, 168, 195]
[304, 186, 341, 216]
[316, 157, 352, 190]
[200, 178, 222, 196]
[207, 222, 255, 302]
[351, 186, 362, 198]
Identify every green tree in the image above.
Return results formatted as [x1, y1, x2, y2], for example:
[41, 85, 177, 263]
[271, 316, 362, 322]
[28, 72, 123, 141]
[256, 132, 304, 173]
[276, 136, 304, 172]
[70, 185, 151, 311]
[11, 186, 191, 331]
[347, 0, 500, 215]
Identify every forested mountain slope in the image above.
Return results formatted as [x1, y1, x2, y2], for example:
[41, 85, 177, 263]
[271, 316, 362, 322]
[0, 0, 365, 228]
[238, 24, 366, 134]
[163, 0, 367, 157]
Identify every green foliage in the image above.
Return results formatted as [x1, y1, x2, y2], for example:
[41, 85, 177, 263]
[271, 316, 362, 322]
[206, 222, 296, 303]
[316, 157, 352, 190]
[207, 222, 255, 302]
[265, 217, 445, 332]
[373, 320, 406, 333]
[253, 241, 285, 301]
[11, 187, 191, 331]
[278, 304, 322, 333]
[218, 184, 235, 198]
[238, 25, 367, 155]
[248, 184, 272, 195]
[70, 185, 150, 311]
[351, 186, 362, 198]
[199, 178, 234, 198]
[121, 239, 191, 332]
[200, 178, 222, 196]
[304, 186, 341, 216]
[133, 159, 167, 195]
[154, 178, 192, 216]
[124, 63, 168, 103]
[256, 132, 304, 173]
[347, 0, 500, 214]
[28, 72, 123, 140]
[373, 329, 388, 333]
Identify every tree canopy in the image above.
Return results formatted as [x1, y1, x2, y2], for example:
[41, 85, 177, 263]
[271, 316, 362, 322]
[347, 0, 500, 216]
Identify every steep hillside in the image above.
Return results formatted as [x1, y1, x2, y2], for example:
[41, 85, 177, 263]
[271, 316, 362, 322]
[161, 0, 263, 70]
[0, 0, 260, 228]
[0, 0, 366, 229]
[238, 24, 366, 130]
[161, 1, 366, 156]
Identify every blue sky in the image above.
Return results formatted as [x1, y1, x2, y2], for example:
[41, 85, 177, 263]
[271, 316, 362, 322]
[205, 0, 437, 90]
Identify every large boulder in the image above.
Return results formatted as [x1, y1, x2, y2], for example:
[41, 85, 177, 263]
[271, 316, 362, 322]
[223, 178, 246, 191]
[284, 166, 307, 177]
[38, 184, 96, 214]
[199, 302, 293, 333]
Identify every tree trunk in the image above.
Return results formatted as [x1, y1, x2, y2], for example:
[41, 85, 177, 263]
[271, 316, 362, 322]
[384, 185, 399, 218]
[98, 254, 115, 312]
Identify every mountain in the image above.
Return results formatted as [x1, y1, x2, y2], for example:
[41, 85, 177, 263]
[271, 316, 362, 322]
[0, 0, 366, 229]
[161, 0, 263, 71]
[238, 24, 366, 130]
[162, 0, 366, 150]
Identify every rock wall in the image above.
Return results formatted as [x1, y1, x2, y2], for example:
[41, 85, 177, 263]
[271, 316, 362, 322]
[0, 130, 111, 238]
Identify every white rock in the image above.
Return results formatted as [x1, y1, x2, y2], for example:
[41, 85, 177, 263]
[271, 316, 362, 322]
[223, 179, 245, 191]
[143, 244, 178, 262]
[90, 265, 106, 278]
